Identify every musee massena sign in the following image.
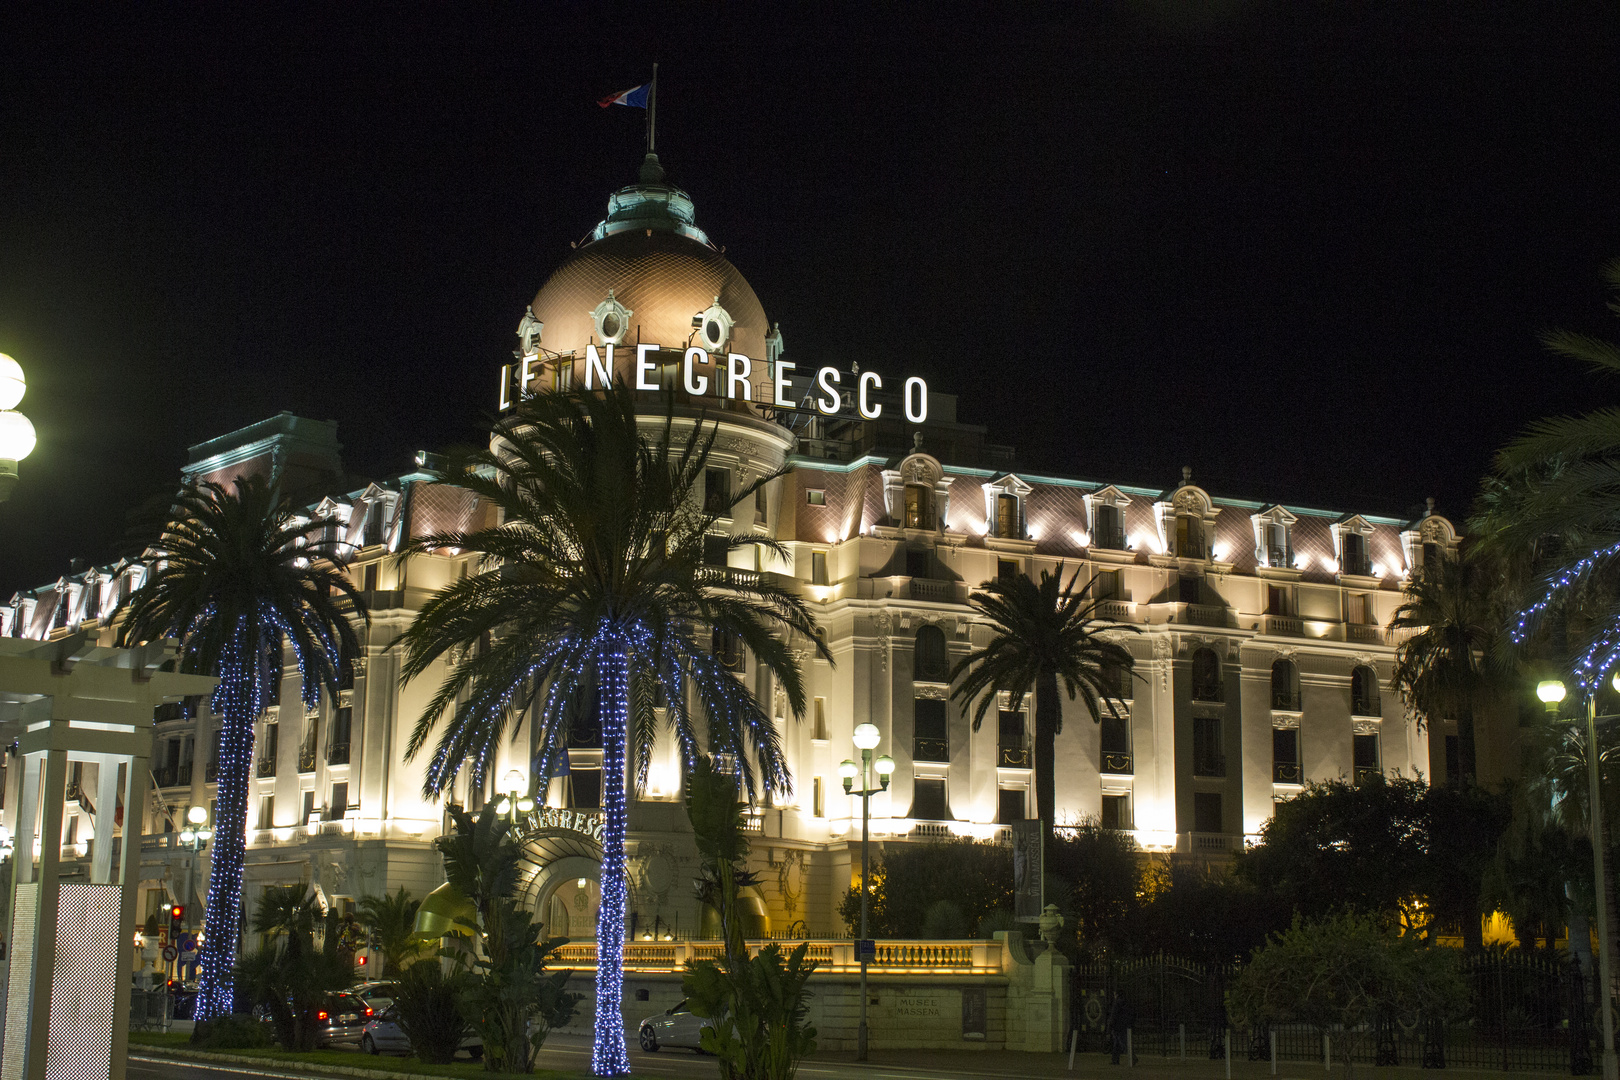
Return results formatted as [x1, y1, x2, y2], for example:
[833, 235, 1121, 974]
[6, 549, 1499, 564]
[500, 344, 929, 423]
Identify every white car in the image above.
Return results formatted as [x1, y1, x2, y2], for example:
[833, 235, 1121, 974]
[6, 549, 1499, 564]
[359, 1005, 484, 1060]
[638, 999, 715, 1053]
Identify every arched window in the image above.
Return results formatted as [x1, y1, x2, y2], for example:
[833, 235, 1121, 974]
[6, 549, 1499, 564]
[1351, 666, 1380, 717]
[1191, 648, 1222, 702]
[1271, 658, 1299, 711]
[914, 625, 948, 681]
[904, 484, 931, 530]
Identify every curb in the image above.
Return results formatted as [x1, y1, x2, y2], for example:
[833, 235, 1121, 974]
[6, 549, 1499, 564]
[129, 1045, 436, 1080]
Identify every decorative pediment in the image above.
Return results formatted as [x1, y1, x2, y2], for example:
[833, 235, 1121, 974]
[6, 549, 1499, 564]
[313, 496, 350, 522]
[1251, 505, 1300, 567]
[880, 452, 951, 530]
[897, 453, 943, 487]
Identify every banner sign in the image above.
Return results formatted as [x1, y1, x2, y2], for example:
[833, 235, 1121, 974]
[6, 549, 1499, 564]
[1012, 819, 1043, 921]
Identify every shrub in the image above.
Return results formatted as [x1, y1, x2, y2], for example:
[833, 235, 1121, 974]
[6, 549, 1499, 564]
[190, 1014, 270, 1049]
[684, 943, 818, 1080]
[393, 961, 469, 1065]
[838, 839, 1012, 937]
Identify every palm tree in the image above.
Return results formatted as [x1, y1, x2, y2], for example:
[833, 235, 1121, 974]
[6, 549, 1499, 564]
[116, 475, 365, 1019]
[394, 384, 825, 1077]
[1388, 550, 1501, 783]
[949, 566, 1136, 838]
[356, 886, 425, 976]
[235, 883, 353, 1049]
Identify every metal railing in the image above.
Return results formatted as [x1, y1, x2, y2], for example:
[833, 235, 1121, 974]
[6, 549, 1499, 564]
[1273, 761, 1302, 784]
[204, 761, 218, 783]
[177, 764, 192, 785]
[298, 746, 317, 772]
[1102, 751, 1134, 775]
[1355, 765, 1383, 785]
[997, 744, 1031, 768]
[1192, 753, 1226, 778]
[256, 756, 276, 778]
[912, 737, 949, 763]
[327, 741, 350, 766]
[1271, 691, 1299, 711]
[154, 767, 178, 788]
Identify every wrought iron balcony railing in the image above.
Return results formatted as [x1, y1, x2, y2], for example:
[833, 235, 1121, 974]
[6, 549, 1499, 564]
[327, 742, 350, 766]
[154, 767, 178, 788]
[1192, 753, 1226, 778]
[912, 737, 950, 763]
[298, 746, 317, 773]
[1101, 751, 1133, 775]
[997, 745, 1031, 769]
[256, 757, 276, 779]
[1273, 761, 1302, 784]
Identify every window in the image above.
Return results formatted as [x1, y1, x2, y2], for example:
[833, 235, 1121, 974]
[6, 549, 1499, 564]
[1423, 542, 1442, 574]
[1444, 735, 1460, 784]
[84, 583, 101, 621]
[910, 777, 949, 821]
[811, 551, 829, 586]
[1264, 522, 1291, 568]
[1193, 792, 1223, 834]
[806, 489, 826, 506]
[1100, 662, 1131, 701]
[812, 777, 825, 818]
[905, 547, 930, 579]
[1100, 711, 1131, 773]
[998, 709, 1030, 768]
[258, 721, 278, 774]
[1192, 717, 1224, 777]
[569, 769, 602, 809]
[1272, 728, 1300, 784]
[703, 534, 730, 567]
[995, 494, 1020, 539]
[1342, 532, 1370, 576]
[302, 789, 316, 824]
[1101, 793, 1133, 831]
[997, 787, 1026, 824]
[813, 697, 828, 740]
[1353, 733, 1381, 783]
[913, 698, 949, 761]
[328, 782, 348, 820]
[1346, 592, 1370, 626]
[339, 658, 356, 691]
[704, 468, 731, 515]
[1094, 504, 1125, 550]
[1266, 585, 1291, 616]
[1351, 666, 1380, 716]
[712, 627, 746, 673]
[1176, 515, 1205, 559]
[997, 558, 1019, 585]
[258, 795, 276, 831]
[363, 563, 379, 592]
[1178, 576, 1201, 604]
[1271, 659, 1299, 710]
[904, 484, 930, 530]
[1190, 648, 1221, 701]
[1093, 569, 1121, 601]
[913, 625, 948, 680]
[755, 484, 768, 521]
[329, 706, 352, 765]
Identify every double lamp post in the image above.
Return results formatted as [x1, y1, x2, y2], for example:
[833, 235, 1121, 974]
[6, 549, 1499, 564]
[1539, 674, 1620, 1080]
[840, 722, 894, 1063]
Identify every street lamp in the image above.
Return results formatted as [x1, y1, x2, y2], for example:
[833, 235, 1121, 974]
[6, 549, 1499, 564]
[1542, 674, 1619, 1080]
[174, 806, 212, 981]
[494, 768, 535, 825]
[842, 721, 894, 1062]
[0, 353, 36, 503]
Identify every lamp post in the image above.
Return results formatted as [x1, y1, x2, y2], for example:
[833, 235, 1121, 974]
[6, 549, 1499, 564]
[494, 768, 536, 827]
[841, 722, 895, 1063]
[0, 353, 37, 502]
[1540, 676, 1619, 1080]
[175, 805, 212, 982]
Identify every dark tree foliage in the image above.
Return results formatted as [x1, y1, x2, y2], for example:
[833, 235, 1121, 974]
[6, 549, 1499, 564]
[838, 840, 1013, 938]
[1124, 862, 1289, 965]
[1236, 775, 1509, 947]
[1048, 820, 1141, 956]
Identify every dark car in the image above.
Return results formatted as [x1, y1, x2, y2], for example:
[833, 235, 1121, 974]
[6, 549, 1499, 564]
[253, 991, 374, 1047]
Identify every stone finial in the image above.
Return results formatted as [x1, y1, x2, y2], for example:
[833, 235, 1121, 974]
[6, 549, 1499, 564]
[1425, 496, 1435, 517]
[1182, 465, 1193, 485]
[913, 431, 924, 451]
[1038, 904, 1064, 945]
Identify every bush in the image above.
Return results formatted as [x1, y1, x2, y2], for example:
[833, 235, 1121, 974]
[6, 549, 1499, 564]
[838, 839, 1012, 937]
[190, 1014, 271, 1049]
[393, 961, 468, 1065]
[684, 942, 818, 1080]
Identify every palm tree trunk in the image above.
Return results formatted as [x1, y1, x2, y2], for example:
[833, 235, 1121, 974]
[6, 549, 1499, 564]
[1459, 708, 1477, 782]
[194, 634, 256, 1020]
[591, 642, 632, 1076]
[1035, 671, 1060, 837]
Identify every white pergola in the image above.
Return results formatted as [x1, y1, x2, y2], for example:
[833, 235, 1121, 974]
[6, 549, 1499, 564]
[0, 635, 214, 1080]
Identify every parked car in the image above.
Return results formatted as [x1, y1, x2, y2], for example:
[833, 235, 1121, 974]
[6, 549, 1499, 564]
[252, 991, 374, 1047]
[349, 980, 400, 1013]
[638, 1000, 714, 1052]
[359, 1005, 484, 1059]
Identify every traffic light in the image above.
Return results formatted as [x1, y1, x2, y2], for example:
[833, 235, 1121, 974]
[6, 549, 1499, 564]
[356, 954, 367, 967]
[169, 905, 184, 938]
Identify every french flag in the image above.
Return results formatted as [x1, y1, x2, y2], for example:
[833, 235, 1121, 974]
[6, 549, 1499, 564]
[598, 83, 650, 109]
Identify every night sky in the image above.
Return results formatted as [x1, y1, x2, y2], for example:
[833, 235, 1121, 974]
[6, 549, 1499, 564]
[2, 4, 1617, 596]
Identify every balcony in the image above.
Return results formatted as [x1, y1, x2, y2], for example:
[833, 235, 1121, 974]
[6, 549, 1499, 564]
[1355, 766, 1382, 786]
[256, 757, 276, 779]
[697, 567, 761, 590]
[205, 761, 218, 783]
[1346, 624, 1384, 645]
[910, 821, 952, 839]
[327, 742, 351, 767]
[1352, 697, 1381, 719]
[154, 767, 179, 788]
[1101, 751, 1133, 775]
[1341, 556, 1372, 577]
[1096, 600, 1131, 621]
[997, 744, 1031, 769]
[1265, 615, 1304, 637]
[1273, 761, 1302, 784]
[908, 578, 954, 604]
[1093, 531, 1127, 552]
[1271, 692, 1300, 711]
[177, 764, 192, 786]
[1192, 753, 1226, 778]
[912, 737, 950, 763]
[1181, 604, 1226, 628]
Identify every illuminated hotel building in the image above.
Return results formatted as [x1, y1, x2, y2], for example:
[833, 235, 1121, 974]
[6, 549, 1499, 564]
[2, 154, 1471, 940]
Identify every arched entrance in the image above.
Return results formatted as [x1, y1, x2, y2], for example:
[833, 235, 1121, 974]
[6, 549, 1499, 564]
[511, 808, 605, 939]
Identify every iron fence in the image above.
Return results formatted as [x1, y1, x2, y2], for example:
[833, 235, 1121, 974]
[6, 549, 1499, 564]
[1073, 951, 1597, 1073]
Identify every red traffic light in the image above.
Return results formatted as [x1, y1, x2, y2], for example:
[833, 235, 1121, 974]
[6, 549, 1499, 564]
[170, 905, 184, 920]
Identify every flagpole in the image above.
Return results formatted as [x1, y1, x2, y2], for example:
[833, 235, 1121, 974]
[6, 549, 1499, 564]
[648, 63, 658, 154]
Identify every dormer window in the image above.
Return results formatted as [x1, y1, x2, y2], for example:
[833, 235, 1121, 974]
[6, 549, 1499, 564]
[1252, 506, 1299, 569]
[995, 494, 1020, 538]
[1094, 504, 1124, 550]
[1175, 514, 1206, 560]
[1263, 523, 1290, 567]
[1401, 506, 1458, 578]
[982, 474, 1033, 540]
[1333, 515, 1375, 577]
[904, 484, 930, 530]
[1157, 477, 1216, 562]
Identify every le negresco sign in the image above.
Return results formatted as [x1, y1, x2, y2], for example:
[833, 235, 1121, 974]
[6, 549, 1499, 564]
[501, 344, 929, 423]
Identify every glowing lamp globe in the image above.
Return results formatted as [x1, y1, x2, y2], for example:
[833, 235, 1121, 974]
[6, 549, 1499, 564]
[0, 410, 35, 461]
[852, 723, 881, 751]
[0, 355, 22, 411]
[179, 829, 195, 844]
[1612, 671, 1620, 695]
[504, 768, 525, 794]
[1537, 680, 1567, 706]
[187, 805, 208, 825]
[494, 797, 512, 815]
[517, 796, 535, 814]
[874, 755, 896, 777]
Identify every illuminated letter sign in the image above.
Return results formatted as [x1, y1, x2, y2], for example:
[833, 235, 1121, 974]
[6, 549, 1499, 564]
[774, 361, 797, 407]
[727, 352, 752, 400]
[858, 371, 882, 419]
[498, 364, 513, 411]
[683, 347, 710, 395]
[904, 377, 928, 424]
[519, 354, 539, 400]
[815, 367, 842, 415]
[584, 344, 614, 390]
[634, 343, 660, 391]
